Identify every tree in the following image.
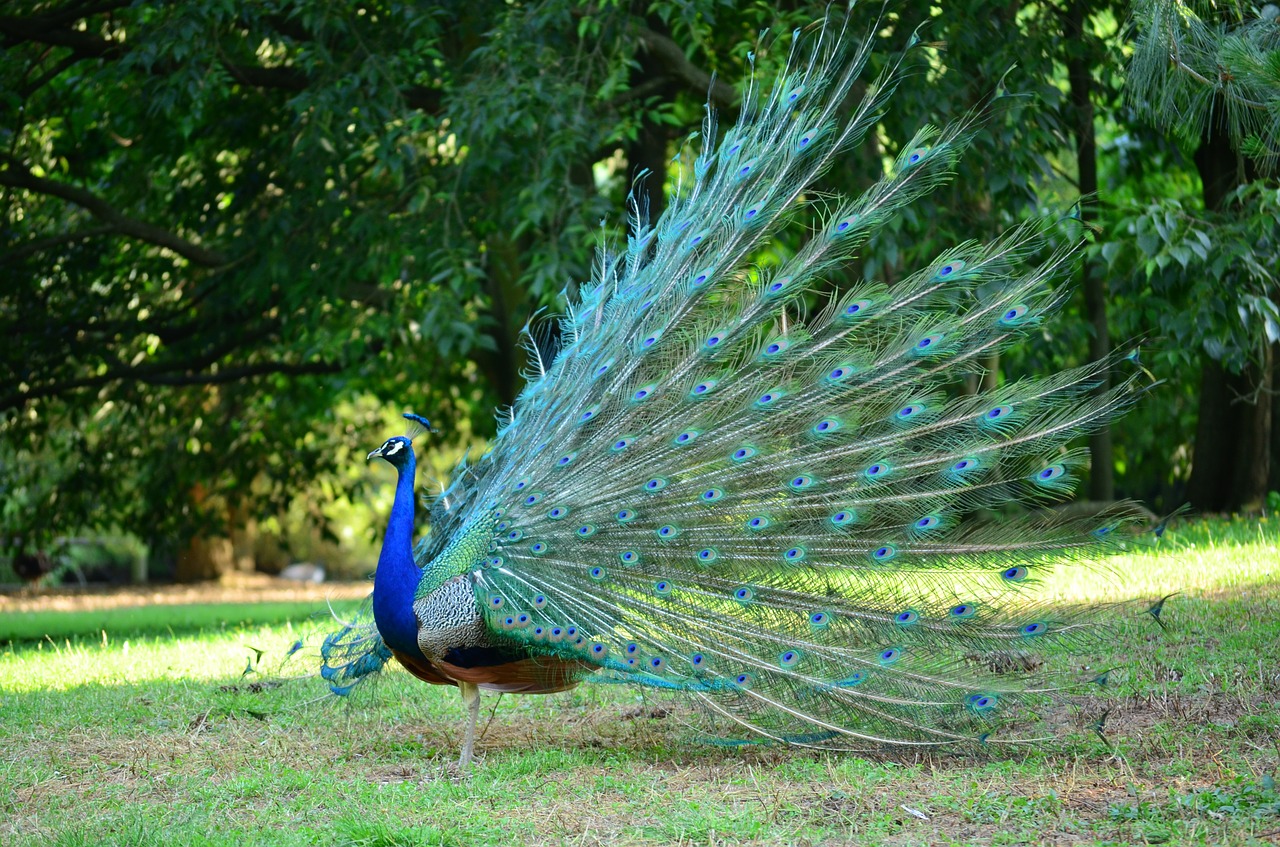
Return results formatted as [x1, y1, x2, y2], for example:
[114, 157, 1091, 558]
[0, 0, 789, 572]
[0, 1, 583, 570]
[9, 0, 1254, 578]
[1124, 0, 1280, 511]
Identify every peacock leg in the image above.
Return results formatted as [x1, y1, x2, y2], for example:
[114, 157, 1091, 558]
[457, 681, 481, 771]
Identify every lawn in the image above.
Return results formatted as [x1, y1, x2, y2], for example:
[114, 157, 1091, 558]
[1, 517, 1277, 846]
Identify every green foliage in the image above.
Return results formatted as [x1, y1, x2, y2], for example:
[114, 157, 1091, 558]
[0, 0, 621, 553]
[2, 2, 445, 550]
[1103, 185, 1280, 373]
[1179, 777, 1280, 820]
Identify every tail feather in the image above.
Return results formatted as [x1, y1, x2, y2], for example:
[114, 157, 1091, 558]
[318, 598, 393, 696]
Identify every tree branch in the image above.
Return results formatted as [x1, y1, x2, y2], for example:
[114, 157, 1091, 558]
[19, 50, 82, 98]
[4, 225, 114, 262]
[0, 0, 131, 66]
[633, 25, 740, 114]
[138, 360, 343, 386]
[1169, 53, 1270, 111]
[0, 157, 230, 266]
[3, 316, 302, 409]
[0, 357, 342, 410]
[0, 12, 444, 114]
[611, 73, 675, 107]
[0, 12, 123, 55]
[18, 0, 133, 31]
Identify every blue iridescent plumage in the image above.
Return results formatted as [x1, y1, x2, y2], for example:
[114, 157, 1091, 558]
[318, 600, 394, 696]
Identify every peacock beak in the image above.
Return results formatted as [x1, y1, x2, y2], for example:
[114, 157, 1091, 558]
[366, 447, 384, 462]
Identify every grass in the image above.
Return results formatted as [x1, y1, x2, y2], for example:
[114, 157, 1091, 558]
[1, 516, 1277, 846]
[0, 601, 362, 646]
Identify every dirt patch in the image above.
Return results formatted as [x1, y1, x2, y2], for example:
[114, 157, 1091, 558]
[0, 572, 368, 614]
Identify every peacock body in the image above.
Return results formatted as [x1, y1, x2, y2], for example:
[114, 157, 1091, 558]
[323, 18, 1149, 768]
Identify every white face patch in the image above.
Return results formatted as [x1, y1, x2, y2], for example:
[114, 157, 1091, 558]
[382, 440, 405, 456]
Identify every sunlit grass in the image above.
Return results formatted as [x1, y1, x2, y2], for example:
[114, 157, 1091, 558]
[1048, 514, 1280, 602]
[1, 516, 1276, 846]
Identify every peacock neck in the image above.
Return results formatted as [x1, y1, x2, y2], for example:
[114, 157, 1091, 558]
[372, 449, 426, 659]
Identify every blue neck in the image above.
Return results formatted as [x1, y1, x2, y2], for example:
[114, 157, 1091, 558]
[371, 450, 426, 658]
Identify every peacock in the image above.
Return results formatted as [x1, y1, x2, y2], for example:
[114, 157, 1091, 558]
[320, 16, 1154, 771]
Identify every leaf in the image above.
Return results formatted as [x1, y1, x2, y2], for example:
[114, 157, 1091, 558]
[1137, 230, 1161, 256]
[1101, 241, 1122, 266]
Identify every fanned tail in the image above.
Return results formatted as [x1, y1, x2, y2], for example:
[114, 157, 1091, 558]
[375, 14, 1161, 750]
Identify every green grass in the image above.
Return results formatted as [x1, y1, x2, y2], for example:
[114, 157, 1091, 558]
[0, 601, 362, 646]
[1, 516, 1277, 846]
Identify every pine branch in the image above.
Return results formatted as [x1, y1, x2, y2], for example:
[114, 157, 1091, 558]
[1129, 0, 1280, 164]
[1165, 40, 1270, 112]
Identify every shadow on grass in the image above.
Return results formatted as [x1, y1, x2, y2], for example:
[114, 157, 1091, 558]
[0, 600, 362, 647]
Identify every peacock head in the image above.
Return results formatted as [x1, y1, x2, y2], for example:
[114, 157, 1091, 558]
[367, 436, 415, 469]
[367, 414, 436, 470]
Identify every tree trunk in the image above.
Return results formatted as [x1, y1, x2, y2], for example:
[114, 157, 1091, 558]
[132, 548, 148, 584]
[1271, 343, 1280, 498]
[1066, 0, 1113, 501]
[1188, 357, 1272, 511]
[472, 233, 525, 411]
[1186, 118, 1270, 511]
[1234, 346, 1273, 510]
[630, 113, 671, 223]
[176, 534, 235, 582]
[173, 488, 256, 581]
[1187, 360, 1238, 510]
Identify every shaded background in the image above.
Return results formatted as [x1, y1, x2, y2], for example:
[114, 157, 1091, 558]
[2, 0, 1277, 584]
